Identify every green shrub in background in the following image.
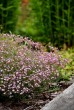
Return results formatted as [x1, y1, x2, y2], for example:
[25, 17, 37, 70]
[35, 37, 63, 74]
[17, 0, 74, 48]
[16, 0, 51, 43]
[0, 0, 20, 33]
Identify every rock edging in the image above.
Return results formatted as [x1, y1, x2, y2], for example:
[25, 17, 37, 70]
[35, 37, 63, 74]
[41, 83, 74, 110]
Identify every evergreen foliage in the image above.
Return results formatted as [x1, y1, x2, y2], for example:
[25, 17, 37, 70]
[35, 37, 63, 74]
[20, 0, 74, 47]
[0, 0, 20, 33]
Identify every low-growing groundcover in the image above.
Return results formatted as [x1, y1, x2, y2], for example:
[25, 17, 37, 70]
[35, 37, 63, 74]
[61, 48, 74, 75]
[0, 33, 70, 109]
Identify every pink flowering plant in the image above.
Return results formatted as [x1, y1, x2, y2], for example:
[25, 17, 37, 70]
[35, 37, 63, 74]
[0, 34, 68, 98]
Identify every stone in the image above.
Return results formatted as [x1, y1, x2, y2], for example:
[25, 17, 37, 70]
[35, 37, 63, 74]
[41, 83, 74, 110]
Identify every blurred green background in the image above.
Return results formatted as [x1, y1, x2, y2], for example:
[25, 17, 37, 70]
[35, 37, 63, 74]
[0, 0, 74, 48]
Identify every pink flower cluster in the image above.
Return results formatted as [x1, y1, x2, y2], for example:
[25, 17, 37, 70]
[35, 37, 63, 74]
[0, 34, 68, 97]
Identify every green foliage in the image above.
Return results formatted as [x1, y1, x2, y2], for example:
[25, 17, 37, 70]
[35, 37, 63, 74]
[0, 0, 20, 33]
[17, 0, 74, 47]
[59, 48, 74, 80]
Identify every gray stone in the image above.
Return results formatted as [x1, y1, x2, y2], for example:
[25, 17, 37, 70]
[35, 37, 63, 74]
[41, 83, 74, 110]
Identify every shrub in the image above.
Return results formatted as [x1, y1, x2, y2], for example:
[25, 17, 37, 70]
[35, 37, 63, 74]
[0, 0, 20, 33]
[19, 0, 74, 47]
[0, 34, 68, 98]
